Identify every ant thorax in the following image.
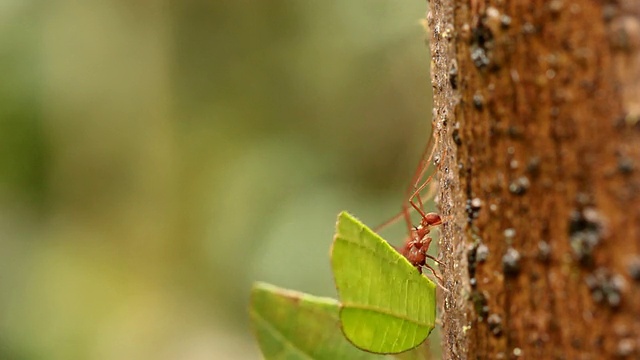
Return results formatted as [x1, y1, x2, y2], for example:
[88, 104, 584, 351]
[413, 223, 432, 242]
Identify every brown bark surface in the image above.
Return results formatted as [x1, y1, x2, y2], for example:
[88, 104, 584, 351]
[429, 1, 640, 359]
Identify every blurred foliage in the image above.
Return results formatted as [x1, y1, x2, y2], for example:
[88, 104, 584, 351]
[250, 282, 383, 360]
[0, 1, 433, 359]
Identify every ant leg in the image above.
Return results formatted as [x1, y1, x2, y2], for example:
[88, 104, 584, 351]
[408, 174, 433, 218]
[426, 254, 444, 267]
[402, 202, 413, 239]
[412, 188, 427, 219]
[408, 138, 439, 211]
[416, 174, 437, 205]
[408, 130, 442, 219]
[373, 210, 404, 233]
[409, 173, 436, 207]
[408, 162, 436, 210]
[409, 199, 428, 220]
[402, 131, 439, 232]
[376, 130, 441, 235]
[407, 129, 438, 192]
[413, 169, 437, 215]
[421, 264, 448, 292]
[375, 200, 417, 233]
[408, 130, 440, 194]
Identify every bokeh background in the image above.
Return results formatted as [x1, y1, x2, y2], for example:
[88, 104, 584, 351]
[0, 1, 435, 359]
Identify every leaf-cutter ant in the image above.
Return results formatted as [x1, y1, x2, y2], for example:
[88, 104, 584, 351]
[376, 129, 445, 284]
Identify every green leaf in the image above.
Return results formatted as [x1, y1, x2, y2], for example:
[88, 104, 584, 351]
[331, 212, 436, 354]
[250, 282, 383, 360]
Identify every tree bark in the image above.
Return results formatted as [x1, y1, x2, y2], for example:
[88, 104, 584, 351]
[429, 1, 640, 359]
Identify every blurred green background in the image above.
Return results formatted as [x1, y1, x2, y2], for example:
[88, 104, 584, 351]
[0, 1, 434, 359]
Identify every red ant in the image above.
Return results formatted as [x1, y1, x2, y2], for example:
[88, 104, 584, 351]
[376, 130, 445, 284]
[403, 211, 443, 282]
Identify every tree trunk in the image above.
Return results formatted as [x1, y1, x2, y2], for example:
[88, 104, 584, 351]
[429, 1, 640, 359]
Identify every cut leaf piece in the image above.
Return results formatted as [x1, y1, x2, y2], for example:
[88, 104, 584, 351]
[331, 212, 436, 354]
[250, 282, 383, 360]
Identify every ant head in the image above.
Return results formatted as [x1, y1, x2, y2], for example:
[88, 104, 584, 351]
[423, 212, 443, 226]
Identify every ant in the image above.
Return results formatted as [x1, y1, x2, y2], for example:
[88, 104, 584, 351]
[376, 129, 445, 284]
[403, 211, 443, 283]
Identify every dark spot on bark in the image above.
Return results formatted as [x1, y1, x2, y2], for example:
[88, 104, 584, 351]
[449, 63, 458, 89]
[569, 207, 602, 266]
[471, 47, 491, 69]
[509, 176, 530, 195]
[500, 15, 512, 29]
[469, 23, 494, 69]
[586, 268, 625, 308]
[467, 237, 488, 280]
[548, 0, 564, 14]
[504, 228, 516, 242]
[618, 156, 634, 174]
[468, 244, 478, 277]
[614, 115, 628, 129]
[531, 271, 541, 281]
[571, 338, 583, 350]
[487, 313, 503, 336]
[466, 198, 482, 221]
[627, 257, 640, 281]
[522, 22, 537, 34]
[452, 128, 462, 146]
[472, 21, 493, 46]
[608, 292, 621, 308]
[502, 248, 521, 276]
[508, 125, 523, 138]
[537, 240, 551, 262]
[602, 5, 618, 23]
[610, 16, 638, 51]
[527, 156, 541, 176]
[476, 243, 489, 262]
[470, 290, 488, 320]
[509, 182, 524, 194]
[473, 93, 484, 110]
[570, 231, 600, 266]
[575, 192, 593, 206]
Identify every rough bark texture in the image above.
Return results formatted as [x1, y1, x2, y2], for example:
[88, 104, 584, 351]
[429, 1, 640, 359]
